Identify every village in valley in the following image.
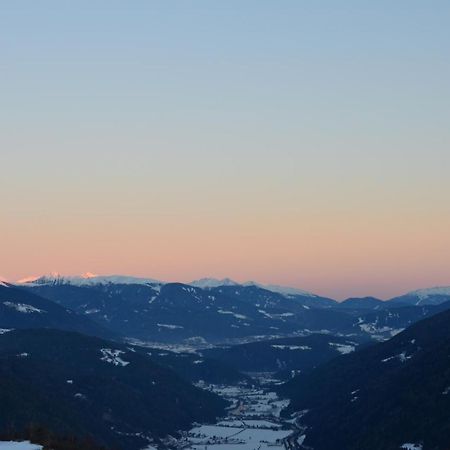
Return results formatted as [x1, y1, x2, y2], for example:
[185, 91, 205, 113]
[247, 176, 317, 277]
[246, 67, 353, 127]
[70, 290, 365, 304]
[169, 380, 308, 450]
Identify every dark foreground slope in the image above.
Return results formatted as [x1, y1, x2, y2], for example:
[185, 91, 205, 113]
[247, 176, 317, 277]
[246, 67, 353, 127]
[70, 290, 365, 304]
[279, 308, 450, 450]
[0, 329, 226, 450]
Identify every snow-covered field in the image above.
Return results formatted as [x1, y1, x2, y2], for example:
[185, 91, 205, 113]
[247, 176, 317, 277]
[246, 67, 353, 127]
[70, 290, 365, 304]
[189, 425, 290, 450]
[217, 420, 282, 429]
[0, 442, 43, 450]
[179, 383, 295, 450]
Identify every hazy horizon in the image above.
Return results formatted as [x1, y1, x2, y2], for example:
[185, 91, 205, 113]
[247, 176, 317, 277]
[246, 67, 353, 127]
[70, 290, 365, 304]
[2, 1, 450, 299]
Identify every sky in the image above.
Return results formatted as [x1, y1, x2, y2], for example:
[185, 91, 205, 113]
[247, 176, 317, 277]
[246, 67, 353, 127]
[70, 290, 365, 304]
[1, 1, 450, 299]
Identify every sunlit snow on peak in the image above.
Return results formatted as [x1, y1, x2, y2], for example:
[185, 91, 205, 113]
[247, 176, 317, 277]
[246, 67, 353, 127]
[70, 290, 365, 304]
[17, 273, 163, 287]
[189, 278, 316, 297]
[243, 281, 316, 297]
[190, 278, 239, 288]
[81, 272, 98, 279]
[409, 286, 450, 300]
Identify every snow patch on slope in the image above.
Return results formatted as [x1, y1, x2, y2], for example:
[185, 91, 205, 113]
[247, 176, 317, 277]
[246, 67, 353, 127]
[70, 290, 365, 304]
[3, 302, 45, 314]
[157, 323, 184, 330]
[329, 342, 355, 355]
[217, 309, 248, 320]
[100, 349, 130, 366]
[409, 286, 450, 301]
[271, 345, 311, 351]
[0, 442, 43, 450]
[382, 352, 412, 363]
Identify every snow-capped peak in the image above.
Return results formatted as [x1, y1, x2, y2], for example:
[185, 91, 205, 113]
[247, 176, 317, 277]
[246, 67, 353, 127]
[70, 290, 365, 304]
[243, 281, 316, 297]
[17, 274, 163, 287]
[15, 273, 317, 298]
[189, 278, 239, 289]
[409, 286, 450, 300]
[189, 277, 316, 297]
[0, 280, 10, 288]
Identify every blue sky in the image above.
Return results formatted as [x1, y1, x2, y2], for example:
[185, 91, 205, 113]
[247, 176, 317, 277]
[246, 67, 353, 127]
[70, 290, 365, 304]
[1, 1, 450, 298]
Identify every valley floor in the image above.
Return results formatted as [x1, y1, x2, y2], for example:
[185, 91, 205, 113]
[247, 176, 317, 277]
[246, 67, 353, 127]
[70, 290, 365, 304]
[170, 379, 306, 450]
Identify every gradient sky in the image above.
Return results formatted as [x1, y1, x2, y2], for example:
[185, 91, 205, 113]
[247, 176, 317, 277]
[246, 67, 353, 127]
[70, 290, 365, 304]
[1, 1, 450, 299]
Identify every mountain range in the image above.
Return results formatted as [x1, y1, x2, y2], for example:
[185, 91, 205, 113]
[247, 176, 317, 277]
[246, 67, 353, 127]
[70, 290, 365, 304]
[16, 274, 450, 307]
[14, 275, 450, 345]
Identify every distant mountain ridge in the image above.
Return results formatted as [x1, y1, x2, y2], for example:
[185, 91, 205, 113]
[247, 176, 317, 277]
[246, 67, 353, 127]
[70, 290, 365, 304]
[19, 274, 319, 299]
[16, 274, 450, 306]
[21, 282, 341, 343]
[337, 296, 385, 309]
[190, 278, 316, 297]
[15, 274, 450, 344]
[19, 274, 162, 287]
[390, 286, 450, 306]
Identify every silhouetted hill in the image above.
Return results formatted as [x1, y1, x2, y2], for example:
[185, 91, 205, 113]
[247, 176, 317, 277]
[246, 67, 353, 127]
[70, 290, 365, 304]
[279, 307, 450, 450]
[0, 329, 226, 450]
